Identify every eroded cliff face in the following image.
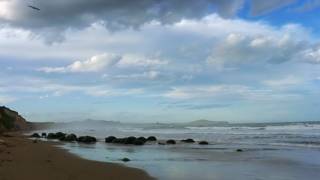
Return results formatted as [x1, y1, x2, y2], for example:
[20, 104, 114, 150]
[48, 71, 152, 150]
[0, 106, 30, 133]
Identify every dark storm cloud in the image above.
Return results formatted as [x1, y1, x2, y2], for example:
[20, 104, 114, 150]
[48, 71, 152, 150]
[0, 0, 244, 43]
[0, 0, 302, 43]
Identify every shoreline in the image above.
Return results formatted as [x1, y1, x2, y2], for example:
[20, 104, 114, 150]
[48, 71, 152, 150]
[0, 133, 154, 180]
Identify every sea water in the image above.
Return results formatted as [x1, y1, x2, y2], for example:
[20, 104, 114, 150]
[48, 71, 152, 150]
[34, 123, 320, 180]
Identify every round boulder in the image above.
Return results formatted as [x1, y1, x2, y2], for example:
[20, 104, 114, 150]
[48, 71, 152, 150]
[121, 157, 130, 162]
[105, 136, 117, 143]
[166, 139, 176, 144]
[30, 133, 40, 138]
[64, 134, 77, 142]
[198, 141, 209, 145]
[133, 139, 145, 145]
[147, 136, 157, 141]
[125, 136, 137, 144]
[47, 133, 57, 139]
[77, 136, 97, 143]
[41, 133, 47, 138]
[181, 139, 195, 143]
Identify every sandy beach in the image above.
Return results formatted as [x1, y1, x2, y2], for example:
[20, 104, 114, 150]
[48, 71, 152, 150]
[0, 133, 153, 180]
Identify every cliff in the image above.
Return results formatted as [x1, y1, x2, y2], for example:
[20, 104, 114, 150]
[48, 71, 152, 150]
[0, 106, 31, 133]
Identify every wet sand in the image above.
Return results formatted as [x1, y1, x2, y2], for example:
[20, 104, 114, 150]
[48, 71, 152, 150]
[0, 133, 153, 180]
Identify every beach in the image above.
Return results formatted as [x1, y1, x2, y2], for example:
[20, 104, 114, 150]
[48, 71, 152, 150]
[0, 133, 153, 180]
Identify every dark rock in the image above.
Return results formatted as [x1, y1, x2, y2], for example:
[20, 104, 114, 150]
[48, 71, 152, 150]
[125, 136, 137, 144]
[198, 141, 209, 145]
[30, 133, 40, 138]
[166, 139, 176, 144]
[133, 139, 145, 145]
[158, 142, 165, 145]
[147, 136, 157, 141]
[63, 134, 77, 142]
[41, 133, 47, 138]
[121, 157, 130, 162]
[77, 136, 97, 143]
[181, 138, 195, 143]
[105, 136, 117, 143]
[236, 149, 243, 152]
[112, 138, 123, 144]
[137, 137, 147, 143]
[47, 133, 57, 139]
[55, 132, 66, 140]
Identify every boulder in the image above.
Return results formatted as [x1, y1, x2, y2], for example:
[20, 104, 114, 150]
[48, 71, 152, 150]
[133, 139, 145, 145]
[30, 133, 40, 138]
[124, 136, 137, 144]
[198, 141, 209, 145]
[112, 138, 124, 144]
[47, 133, 57, 139]
[137, 137, 147, 143]
[55, 132, 66, 140]
[236, 149, 243, 152]
[105, 136, 117, 143]
[147, 136, 157, 141]
[121, 157, 130, 162]
[63, 134, 77, 142]
[77, 136, 97, 143]
[181, 138, 195, 143]
[166, 139, 176, 144]
[41, 132, 47, 138]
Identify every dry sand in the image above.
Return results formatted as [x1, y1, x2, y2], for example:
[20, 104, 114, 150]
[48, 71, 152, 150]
[0, 133, 153, 180]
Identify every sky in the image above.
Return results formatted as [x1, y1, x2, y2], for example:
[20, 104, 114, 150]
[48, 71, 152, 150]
[0, 0, 320, 123]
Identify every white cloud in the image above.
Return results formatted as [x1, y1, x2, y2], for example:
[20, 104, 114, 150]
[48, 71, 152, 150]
[298, 47, 320, 64]
[206, 31, 305, 69]
[39, 53, 121, 73]
[263, 76, 302, 87]
[0, 76, 144, 98]
[0, 95, 15, 104]
[116, 54, 168, 68]
[164, 85, 250, 99]
[103, 71, 160, 80]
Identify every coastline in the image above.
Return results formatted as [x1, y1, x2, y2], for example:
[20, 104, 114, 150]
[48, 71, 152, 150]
[0, 133, 153, 180]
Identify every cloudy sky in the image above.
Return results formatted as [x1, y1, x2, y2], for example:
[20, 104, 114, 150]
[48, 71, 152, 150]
[1, 0, 320, 123]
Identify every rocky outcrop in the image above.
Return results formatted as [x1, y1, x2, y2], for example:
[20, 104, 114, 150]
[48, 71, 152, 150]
[0, 106, 31, 133]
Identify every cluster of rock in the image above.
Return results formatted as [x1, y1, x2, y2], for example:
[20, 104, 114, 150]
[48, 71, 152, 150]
[31, 132, 210, 145]
[31, 132, 96, 143]
[105, 136, 157, 145]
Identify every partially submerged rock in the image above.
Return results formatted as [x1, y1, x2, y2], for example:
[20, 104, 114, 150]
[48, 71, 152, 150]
[121, 157, 130, 162]
[181, 138, 195, 143]
[147, 136, 157, 141]
[77, 136, 97, 143]
[198, 141, 209, 145]
[47, 133, 57, 139]
[63, 134, 77, 142]
[133, 139, 145, 145]
[30, 133, 41, 138]
[166, 139, 176, 144]
[41, 132, 47, 138]
[105, 136, 116, 143]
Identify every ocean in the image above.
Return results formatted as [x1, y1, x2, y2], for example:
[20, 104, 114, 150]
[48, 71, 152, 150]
[32, 122, 320, 180]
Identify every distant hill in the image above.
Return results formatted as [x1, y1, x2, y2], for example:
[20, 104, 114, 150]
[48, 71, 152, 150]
[0, 106, 31, 133]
